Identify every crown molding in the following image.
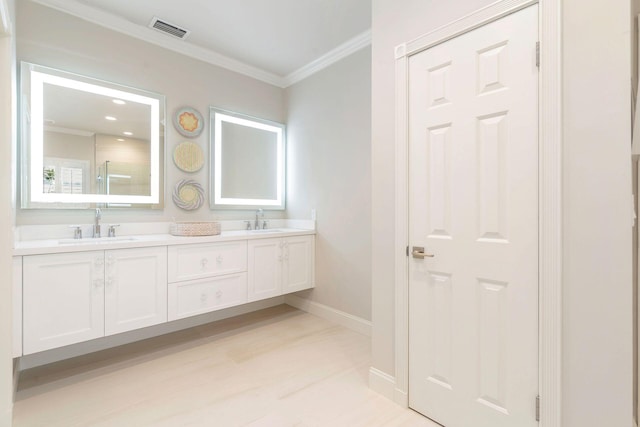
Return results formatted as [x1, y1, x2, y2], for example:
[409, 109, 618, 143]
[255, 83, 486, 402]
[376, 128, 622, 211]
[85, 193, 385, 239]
[31, 0, 287, 87]
[283, 29, 371, 87]
[31, 0, 371, 89]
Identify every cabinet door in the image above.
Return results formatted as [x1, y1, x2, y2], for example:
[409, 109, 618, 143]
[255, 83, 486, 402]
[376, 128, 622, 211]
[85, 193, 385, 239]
[13, 256, 22, 358]
[248, 238, 282, 302]
[104, 247, 168, 336]
[23, 251, 104, 355]
[282, 235, 315, 294]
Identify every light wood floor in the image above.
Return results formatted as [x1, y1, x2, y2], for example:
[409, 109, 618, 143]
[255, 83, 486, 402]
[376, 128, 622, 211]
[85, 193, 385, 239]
[13, 305, 439, 427]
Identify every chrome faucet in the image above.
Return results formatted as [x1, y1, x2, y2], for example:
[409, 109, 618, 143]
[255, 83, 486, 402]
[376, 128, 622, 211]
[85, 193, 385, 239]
[93, 208, 102, 238]
[255, 209, 264, 230]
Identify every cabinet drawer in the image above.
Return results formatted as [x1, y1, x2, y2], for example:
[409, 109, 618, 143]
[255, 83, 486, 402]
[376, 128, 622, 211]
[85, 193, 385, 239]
[168, 241, 247, 283]
[168, 273, 248, 321]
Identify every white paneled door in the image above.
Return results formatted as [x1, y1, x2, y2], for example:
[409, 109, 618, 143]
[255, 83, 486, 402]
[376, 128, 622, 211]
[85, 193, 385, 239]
[408, 5, 538, 427]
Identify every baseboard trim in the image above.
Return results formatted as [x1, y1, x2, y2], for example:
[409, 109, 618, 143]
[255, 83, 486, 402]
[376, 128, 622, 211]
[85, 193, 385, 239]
[368, 367, 409, 407]
[284, 294, 371, 336]
[12, 359, 19, 398]
[394, 387, 409, 407]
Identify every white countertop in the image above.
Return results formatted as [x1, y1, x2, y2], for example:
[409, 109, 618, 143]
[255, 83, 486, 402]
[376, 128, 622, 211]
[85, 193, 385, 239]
[13, 228, 316, 256]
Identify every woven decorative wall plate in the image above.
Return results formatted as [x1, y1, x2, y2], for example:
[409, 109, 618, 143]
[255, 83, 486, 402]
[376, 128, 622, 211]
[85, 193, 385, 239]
[172, 179, 205, 210]
[173, 107, 204, 138]
[173, 141, 204, 172]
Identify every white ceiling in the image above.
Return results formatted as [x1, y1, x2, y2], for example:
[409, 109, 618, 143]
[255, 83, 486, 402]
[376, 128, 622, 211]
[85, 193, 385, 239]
[31, 0, 372, 87]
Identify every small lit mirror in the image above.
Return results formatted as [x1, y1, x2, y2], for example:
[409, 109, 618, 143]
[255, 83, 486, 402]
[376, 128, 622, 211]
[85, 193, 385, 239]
[20, 62, 165, 208]
[209, 107, 285, 210]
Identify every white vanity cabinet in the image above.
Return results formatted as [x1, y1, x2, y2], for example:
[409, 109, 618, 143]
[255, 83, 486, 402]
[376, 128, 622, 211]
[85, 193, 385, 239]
[167, 242, 248, 321]
[248, 235, 315, 302]
[22, 247, 167, 355]
[104, 247, 168, 336]
[23, 251, 105, 354]
[13, 256, 23, 358]
[281, 235, 315, 294]
[248, 238, 283, 301]
[15, 229, 315, 357]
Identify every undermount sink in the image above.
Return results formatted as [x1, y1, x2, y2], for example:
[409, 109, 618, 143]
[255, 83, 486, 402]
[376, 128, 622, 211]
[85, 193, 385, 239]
[58, 236, 138, 245]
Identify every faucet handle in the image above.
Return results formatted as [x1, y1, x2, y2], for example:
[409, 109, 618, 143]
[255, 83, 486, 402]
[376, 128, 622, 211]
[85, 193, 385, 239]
[69, 225, 82, 239]
[245, 221, 252, 230]
[262, 220, 268, 230]
[107, 224, 120, 238]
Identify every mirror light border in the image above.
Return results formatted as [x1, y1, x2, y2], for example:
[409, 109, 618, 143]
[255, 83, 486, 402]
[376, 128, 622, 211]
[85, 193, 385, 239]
[210, 107, 286, 210]
[24, 62, 163, 205]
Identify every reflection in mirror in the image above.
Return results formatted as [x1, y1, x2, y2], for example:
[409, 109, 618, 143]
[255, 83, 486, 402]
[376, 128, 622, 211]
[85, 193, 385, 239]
[210, 108, 285, 210]
[21, 62, 165, 208]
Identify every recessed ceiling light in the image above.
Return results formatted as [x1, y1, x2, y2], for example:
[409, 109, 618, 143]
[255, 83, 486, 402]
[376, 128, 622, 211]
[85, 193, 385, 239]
[123, 131, 133, 136]
[117, 138, 125, 142]
[112, 99, 126, 105]
[105, 116, 117, 121]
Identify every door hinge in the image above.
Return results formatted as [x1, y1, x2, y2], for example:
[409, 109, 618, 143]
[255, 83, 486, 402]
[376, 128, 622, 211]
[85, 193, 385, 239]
[536, 42, 540, 68]
[406, 246, 409, 257]
[535, 395, 540, 422]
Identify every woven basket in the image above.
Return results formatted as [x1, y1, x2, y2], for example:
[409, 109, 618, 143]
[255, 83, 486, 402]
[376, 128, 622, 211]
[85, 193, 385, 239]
[170, 221, 221, 236]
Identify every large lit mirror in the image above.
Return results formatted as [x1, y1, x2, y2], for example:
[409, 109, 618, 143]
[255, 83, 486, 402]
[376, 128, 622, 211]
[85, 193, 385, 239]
[210, 107, 285, 210]
[20, 62, 165, 208]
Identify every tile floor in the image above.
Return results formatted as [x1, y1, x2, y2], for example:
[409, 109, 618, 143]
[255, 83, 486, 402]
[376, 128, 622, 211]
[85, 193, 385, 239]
[13, 305, 440, 427]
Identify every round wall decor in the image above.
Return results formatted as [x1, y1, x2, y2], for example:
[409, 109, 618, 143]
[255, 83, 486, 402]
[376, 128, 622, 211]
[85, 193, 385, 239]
[173, 141, 204, 172]
[172, 179, 205, 210]
[173, 107, 204, 138]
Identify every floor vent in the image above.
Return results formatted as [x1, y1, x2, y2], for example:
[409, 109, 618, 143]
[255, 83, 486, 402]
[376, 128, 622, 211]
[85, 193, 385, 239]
[149, 17, 190, 40]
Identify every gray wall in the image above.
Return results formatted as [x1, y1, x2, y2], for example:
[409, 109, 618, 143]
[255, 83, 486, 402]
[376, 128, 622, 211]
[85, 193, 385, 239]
[16, 0, 286, 225]
[371, 0, 633, 426]
[285, 48, 372, 321]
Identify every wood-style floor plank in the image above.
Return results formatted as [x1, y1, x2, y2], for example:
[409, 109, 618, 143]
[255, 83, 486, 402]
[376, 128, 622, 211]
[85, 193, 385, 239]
[13, 305, 438, 427]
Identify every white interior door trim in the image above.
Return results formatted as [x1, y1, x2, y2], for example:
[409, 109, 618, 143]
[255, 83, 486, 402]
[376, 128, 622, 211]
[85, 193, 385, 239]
[392, 0, 562, 426]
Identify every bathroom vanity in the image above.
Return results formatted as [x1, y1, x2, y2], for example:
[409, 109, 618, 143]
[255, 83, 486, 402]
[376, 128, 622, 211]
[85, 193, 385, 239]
[13, 62, 307, 362]
[12, 227, 315, 357]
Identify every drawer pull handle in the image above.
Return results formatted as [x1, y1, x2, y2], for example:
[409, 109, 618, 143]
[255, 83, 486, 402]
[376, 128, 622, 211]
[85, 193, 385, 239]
[216, 255, 223, 263]
[201, 258, 208, 267]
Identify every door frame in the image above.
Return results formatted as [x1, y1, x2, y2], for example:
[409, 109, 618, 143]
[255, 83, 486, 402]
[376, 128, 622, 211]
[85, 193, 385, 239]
[392, 0, 562, 426]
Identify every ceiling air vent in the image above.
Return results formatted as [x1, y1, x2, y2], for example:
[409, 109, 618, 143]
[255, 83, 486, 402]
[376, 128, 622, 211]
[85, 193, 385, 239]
[149, 17, 190, 40]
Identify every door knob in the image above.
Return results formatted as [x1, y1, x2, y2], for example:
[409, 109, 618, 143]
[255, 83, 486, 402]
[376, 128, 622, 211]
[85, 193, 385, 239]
[412, 246, 434, 259]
